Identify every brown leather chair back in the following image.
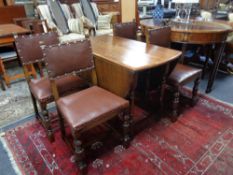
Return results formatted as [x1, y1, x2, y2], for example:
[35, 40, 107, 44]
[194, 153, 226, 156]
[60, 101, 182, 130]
[147, 26, 178, 89]
[43, 40, 94, 79]
[15, 32, 59, 65]
[148, 26, 171, 47]
[113, 21, 137, 40]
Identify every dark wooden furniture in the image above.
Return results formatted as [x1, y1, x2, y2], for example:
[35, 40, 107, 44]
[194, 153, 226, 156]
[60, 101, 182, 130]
[0, 5, 26, 25]
[90, 35, 182, 113]
[0, 24, 37, 87]
[148, 27, 202, 120]
[43, 40, 131, 173]
[113, 21, 137, 40]
[14, 32, 88, 142]
[140, 19, 232, 93]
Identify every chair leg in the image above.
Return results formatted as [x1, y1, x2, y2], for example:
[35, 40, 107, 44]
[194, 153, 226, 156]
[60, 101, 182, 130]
[0, 74, 5, 91]
[30, 93, 39, 120]
[171, 86, 180, 122]
[40, 102, 54, 142]
[73, 131, 87, 174]
[0, 62, 10, 87]
[191, 77, 200, 106]
[122, 110, 131, 148]
[57, 108, 66, 140]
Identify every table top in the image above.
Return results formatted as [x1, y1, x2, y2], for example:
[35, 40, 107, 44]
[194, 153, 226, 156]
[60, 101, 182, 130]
[0, 24, 30, 38]
[90, 35, 182, 72]
[140, 19, 232, 33]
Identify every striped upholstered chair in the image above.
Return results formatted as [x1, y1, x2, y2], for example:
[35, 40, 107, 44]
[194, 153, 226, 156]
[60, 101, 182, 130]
[37, 4, 85, 43]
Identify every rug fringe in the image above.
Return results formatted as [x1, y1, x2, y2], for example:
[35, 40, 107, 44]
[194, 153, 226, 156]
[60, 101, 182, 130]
[0, 136, 22, 175]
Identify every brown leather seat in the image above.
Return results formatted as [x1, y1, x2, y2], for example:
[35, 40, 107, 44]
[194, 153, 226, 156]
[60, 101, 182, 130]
[113, 21, 137, 40]
[29, 75, 86, 103]
[57, 86, 129, 130]
[168, 64, 202, 86]
[43, 40, 131, 173]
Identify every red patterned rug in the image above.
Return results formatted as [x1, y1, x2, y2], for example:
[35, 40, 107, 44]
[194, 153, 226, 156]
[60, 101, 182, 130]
[1, 94, 233, 175]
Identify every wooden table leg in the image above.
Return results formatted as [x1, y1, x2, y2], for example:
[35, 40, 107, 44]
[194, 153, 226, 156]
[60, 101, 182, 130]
[180, 43, 187, 63]
[159, 63, 170, 115]
[128, 72, 138, 114]
[202, 45, 211, 79]
[206, 42, 226, 93]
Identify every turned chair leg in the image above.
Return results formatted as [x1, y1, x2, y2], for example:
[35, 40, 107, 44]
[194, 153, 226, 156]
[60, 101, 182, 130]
[171, 86, 180, 122]
[73, 131, 87, 174]
[122, 110, 131, 148]
[191, 77, 200, 106]
[30, 93, 39, 120]
[57, 108, 66, 140]
[40, 103, 54, 142]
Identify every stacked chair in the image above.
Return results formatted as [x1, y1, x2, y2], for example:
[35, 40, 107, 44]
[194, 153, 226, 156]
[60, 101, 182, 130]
[71, 1, 113, 36]
[14, 32, 88, 142]
[148, 27, 202, 121]
[37, 1, 85, 43]
[43, 40, 131, 173]
[37, 0, 114, 39]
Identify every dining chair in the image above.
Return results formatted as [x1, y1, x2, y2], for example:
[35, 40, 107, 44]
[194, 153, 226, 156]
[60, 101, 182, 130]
[113, 21, 137, 40]
[14, 32, 88, 142]
[148, 27, 202, 121]
[43, 40, 131, 173]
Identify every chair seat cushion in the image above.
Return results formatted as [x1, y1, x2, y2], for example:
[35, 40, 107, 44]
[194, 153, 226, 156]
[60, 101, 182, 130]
[57, 86, 129, 130]
[168, 64, 202, 86]
[29, 75, 86, 103]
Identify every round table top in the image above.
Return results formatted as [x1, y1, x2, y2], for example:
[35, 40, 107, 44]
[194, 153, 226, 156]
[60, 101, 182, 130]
[140, 19, 233, 44]
[140, 19, 233, 33]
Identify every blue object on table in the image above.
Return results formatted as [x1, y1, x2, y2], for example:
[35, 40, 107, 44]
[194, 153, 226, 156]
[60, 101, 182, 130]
[152, 0, 164, 24]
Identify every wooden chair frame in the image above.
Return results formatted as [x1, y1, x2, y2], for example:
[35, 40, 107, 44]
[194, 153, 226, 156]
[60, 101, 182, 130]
[44, 41, 131, 173]
[14, 33, 59, 142]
